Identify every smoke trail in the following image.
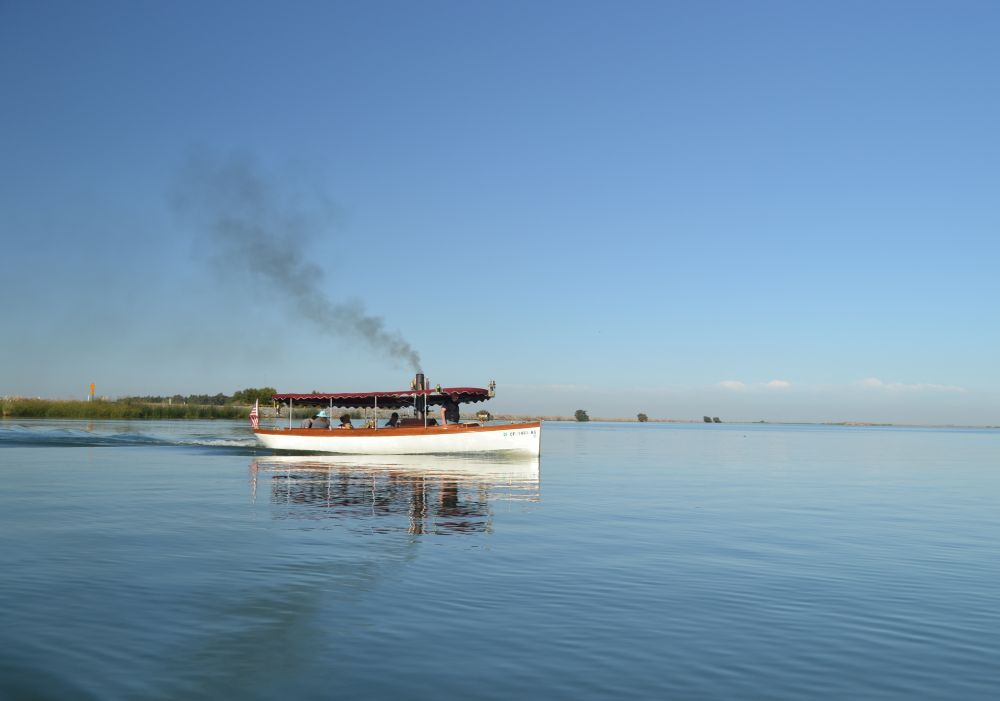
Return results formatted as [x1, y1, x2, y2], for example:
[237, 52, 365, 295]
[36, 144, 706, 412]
[172, 153, 421, 371]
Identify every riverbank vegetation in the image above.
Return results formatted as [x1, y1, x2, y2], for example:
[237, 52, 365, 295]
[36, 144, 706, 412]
[118, 388, 277, 406]
[1, 398, 250, 419]
[1, 387, 278, 419]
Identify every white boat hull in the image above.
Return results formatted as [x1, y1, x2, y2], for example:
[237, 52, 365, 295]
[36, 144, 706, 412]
[253, 421, 541, 456]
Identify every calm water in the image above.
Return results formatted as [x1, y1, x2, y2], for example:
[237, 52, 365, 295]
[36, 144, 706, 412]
[1, 419, 999, 700]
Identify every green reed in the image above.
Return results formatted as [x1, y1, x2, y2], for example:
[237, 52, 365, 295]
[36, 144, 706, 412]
[1, 398, 249, 420]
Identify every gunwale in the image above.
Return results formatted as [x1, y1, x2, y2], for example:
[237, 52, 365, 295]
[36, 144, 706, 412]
[254, 421, 540, 439]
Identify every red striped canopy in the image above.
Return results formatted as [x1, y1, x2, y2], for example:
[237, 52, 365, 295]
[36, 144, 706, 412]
[272, 387, 491, 409]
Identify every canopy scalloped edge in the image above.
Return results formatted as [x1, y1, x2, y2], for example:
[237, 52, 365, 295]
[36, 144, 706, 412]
[272, 387, 491, 409]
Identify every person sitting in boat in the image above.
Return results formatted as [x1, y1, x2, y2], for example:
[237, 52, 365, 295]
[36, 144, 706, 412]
[384, 412, 400, 428]
[300, 415, 314, 429]
[440, 393, 461, 426]
[338, 413, 354, 429]
[312, 410, 331, 429]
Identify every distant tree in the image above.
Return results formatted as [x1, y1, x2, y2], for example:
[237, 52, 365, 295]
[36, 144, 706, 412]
[703, 416, 712, 423]
[637, 413, 648, 422]
[574, 409, 590, 422]
[232, 387, 277, 405]
[181, 393, 230, 406]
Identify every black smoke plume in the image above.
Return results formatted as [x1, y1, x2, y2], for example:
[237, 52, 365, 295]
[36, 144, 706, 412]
[172, 153, 421, 371]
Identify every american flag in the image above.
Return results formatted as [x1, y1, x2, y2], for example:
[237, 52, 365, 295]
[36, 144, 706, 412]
[249, 399, 259, 430]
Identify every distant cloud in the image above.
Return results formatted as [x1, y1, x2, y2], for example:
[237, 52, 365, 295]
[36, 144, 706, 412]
[859, 378, 966, 394]
[717, 379, 789, 391]
[717, 380, 746, 391]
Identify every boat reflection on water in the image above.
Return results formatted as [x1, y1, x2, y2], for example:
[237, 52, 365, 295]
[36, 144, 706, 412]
[249, 454, 540, 535]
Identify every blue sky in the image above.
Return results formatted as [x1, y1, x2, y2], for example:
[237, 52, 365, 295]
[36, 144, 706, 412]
[2, 1, 998, 424]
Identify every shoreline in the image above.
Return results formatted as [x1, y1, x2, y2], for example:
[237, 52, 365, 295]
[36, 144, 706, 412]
[2, 399, 997, 430]
[494, 415, 1000, 430]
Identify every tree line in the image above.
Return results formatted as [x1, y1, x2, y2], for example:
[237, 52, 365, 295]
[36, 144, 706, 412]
[575, 410, 650, 422]
[122, 387, 277, 406]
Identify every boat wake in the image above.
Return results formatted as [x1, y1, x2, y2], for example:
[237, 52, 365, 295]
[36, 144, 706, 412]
[0, 423, 258, 451]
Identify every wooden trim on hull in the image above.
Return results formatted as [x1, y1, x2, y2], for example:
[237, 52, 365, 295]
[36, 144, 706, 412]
[253, 421, 542, 455]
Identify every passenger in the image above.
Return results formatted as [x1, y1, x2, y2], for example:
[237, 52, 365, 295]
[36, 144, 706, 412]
[338, 413, 354, 430]
[440, 393, 461, 426]
[384, 412, 400, 428]
[300, 415, 313, 429]
[312, 410, 331, 429]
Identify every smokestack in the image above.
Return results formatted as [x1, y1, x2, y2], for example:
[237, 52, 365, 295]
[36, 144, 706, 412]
[412, 372, 428, 419]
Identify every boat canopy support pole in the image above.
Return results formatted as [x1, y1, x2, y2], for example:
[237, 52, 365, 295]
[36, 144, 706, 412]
[374, 394, 378, 431]
[289, 398, 293, 430]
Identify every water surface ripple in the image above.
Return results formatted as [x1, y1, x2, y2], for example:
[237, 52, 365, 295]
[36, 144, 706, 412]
[1, 419, 998, 699]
